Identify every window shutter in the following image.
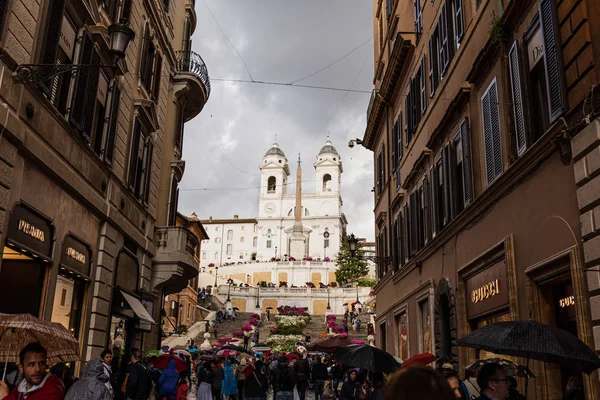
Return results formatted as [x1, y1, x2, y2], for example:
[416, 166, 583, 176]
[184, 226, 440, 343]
[404, 92, 411, 146]
[104, 83, 121, 163]
[391, 121, 397, 172]
[403, 204, 409, 261]
[153, 53, 162, 102]
[420, 57, 427, 115]
[539, 0, 566, 123]
[508, 41, 527, 156]
[442, 146, 450, 226]
[143, 139, 153, 203]
[397, 115, 403, 161]
[482, 88, 494, 183]
[460, 118, 473, 206]
[386, 0, 393, 19]
[430, 166, 437, 236]
[82, 50, 101, 139]
[128, 119, 142, 187]
[455, 0, 464, 45]
[439, 3, 448, 76]
[39, 0, 67, 95]
[489, 81, 503, 178]
[69, 32, 97, 139]
[410, 192, 418, 255]
[428, 38, 435, 95]
[0, 0, 8, 40]
[482, 80, 502, 183]
[139, 26, 149, 83]
[115, 0, 132, 23]
[382, 144, 386, 184]
[399, 213, 405, 266]
[423, 178, 430, 244]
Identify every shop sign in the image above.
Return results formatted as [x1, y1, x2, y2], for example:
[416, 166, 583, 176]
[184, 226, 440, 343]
[7, 204, 53, 259]
[554, 281, 576, 323]
[60, 235, 91, 277]
[527, 27, 544, 71]
[464, 261, 509, 320]
[59, 16, 76, 60]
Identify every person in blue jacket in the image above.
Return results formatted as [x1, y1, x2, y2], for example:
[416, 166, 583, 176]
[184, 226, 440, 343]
[157, 359, 179, 400]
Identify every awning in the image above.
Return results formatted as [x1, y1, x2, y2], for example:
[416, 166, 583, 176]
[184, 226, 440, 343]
[120, 290, 156, 324]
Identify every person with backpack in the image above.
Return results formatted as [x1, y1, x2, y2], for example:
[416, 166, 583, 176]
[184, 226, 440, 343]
[195, 362, 213, 400]
[211, 361, 224, 400]
[125, 349, 152, 400]
[292, 351, 310, 400]
[244, 360, 268, 400]
[156, 360, 179, 400]
[271, 356, 294, 400]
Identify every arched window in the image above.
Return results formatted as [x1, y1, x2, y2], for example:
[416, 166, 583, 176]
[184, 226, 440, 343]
[227, 230, 233, 240]
[239, 251, 244, 259]
[226, 244, 233, 255]
[253, 237, 257, 246]
[323, 174, 332, 191]
[214, 252, 218, 259]
[267, 176, 276, 193]
[215, 237, 221, 243]
[202, 252, 206, 259]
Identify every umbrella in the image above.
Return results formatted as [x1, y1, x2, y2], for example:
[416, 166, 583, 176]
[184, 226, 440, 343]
[175, 349, 191, 357]
[152, 354, 188, 372]
[335, 344, 399, 373]
[0, 313, 80, 379]
[308, 336, 352, 353]
[238, 353, 252, 360]
[466, 358, 535, 378]
[200, 355, 214, 361]
[401, 352, 436, 368]
[221, 344, 251, 354]
[146, 349, 160, 357]
[211, 320, 219, 323]
[251, 344, 271, 352]
[232, 307, 240, 311]
[188, 348, 197, 354]
[457, 320, 600, 374]
[266, 307, 273, 310]
[393, 356, 403, 365]
[216, 349, 238, 357]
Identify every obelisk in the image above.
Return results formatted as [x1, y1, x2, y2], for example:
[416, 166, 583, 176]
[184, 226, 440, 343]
[290, 154, 305, 259]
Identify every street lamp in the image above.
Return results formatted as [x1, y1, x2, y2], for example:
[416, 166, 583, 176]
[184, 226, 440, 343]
[256, 286, 260, 309]
[347, 233, 392, 305]
[275, 246, 278, 259]
[226, 278, 234, 302]
[214, 266, 219, 287]
[13, 22, 135, 86]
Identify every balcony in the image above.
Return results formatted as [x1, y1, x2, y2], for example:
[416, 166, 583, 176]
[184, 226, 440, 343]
[174, 50, 211, 121]
[152, 226, 199, 294]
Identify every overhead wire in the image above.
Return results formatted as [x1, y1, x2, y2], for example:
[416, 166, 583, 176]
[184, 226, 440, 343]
[176, 176, 373, 192]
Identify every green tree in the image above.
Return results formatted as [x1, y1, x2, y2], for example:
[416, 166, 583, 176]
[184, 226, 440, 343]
[334, 239, 369, 285]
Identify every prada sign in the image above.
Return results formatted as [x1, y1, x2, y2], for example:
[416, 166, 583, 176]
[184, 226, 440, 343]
[464, 261, 509, 320]
[60, 235, 92, 277]
[7, 204, 53, 259]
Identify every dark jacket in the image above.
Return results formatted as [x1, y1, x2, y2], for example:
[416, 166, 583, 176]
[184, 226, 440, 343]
[126, 362, 151, 400]
[5, 373, 65, 400]
[212, 366, 224, 390]
[272, 364, 294, 392]
[65, 358, 111, 400]
[292, 358, 310, 384]
[157, 360, 179, 396]
[196, 366, 214, 385]
[311, 363, 328, 380]
[340, 380, 361, 400]
[244, 369, 268, 398]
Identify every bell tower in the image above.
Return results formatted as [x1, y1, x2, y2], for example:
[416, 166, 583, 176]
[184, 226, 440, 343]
[259, 143, 289, 218]
[314, 139, 342, 195]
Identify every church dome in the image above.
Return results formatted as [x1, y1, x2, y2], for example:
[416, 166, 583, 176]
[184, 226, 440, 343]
[265, 143, 286, 157]
[318, 140, 339, 156]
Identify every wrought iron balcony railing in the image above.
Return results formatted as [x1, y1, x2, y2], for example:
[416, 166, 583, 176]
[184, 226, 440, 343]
[175, 50, 211, 99]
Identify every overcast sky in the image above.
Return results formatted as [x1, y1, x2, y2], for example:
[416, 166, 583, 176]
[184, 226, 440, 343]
[179, 0, 375, 240]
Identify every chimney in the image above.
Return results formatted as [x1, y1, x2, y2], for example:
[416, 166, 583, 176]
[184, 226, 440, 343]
[233, 215, 239, 219]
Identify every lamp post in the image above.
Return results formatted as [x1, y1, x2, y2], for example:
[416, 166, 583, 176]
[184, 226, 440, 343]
[214, 266, 219, 287]
[256, 286, 260, 309]
[226, 278, 233, 302]
[275, 246, 278, 259]
[13, 22, 135, 85]
[346, 233, 392, 305]
[325, 235, 331, 311]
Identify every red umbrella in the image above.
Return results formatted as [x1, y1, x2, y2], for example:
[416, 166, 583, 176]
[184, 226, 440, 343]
[152, 354, 188, 372]
[401, 352, 436, 368]
[216, 349, 238, 357]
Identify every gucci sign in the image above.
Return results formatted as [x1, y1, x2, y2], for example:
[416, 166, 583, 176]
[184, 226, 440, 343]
[559, 295, 575, 308]
[471, 279, 500, 303]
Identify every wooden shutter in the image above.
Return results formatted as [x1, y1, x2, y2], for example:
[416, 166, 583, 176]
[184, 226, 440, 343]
[508, 41, 527, 156]
[142, 139, 153, 203]
[430, 166, 437, 236]
[0, 0, 8, 40]
[455, 0, 464, 45]
[399, 213, 405, 266]
[442, 145, 450, 226]
[128, 119, 142, 187]
[382, 144, 386, 185]
[423, 177, 430, 244]
[391, 121, 397, 172]
[39, 0, 67, 95]
[539, 0, 566, 123]
[391, 218, 398, 270]
[460, 118, 473, 206]
[386, 0, 393, 19]
[482, 80, 502, 183]
[104, 83, 121, 163]
[69, 32, 98, 139]
[153, 53, 162, 102]
[402, 204, 409, 261]
[420, 57, 427, 115]
[439, 3, 448, 76]
[404, 92, 411, 145]
[114, 0, 132, 23]
[414, 0, 422, 34]
[397, 115, 403, 161]
[409, 191, 418, 255]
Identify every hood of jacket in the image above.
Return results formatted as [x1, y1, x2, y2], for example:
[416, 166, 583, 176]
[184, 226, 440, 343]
[82, 358, 109, 383]
[167, 359, 177, 371]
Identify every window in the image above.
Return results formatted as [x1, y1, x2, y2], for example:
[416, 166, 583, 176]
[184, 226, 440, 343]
[163, 0, 170, 12]
[431, 158, 445, 234]
[202, 252, 206, 260]
[405, 60, 426, 144]
[418, 298, 432, 353]
[174, 102, 185, 154]
[103, 0, 132, 23]
[386, 0, 394, 19]
[397, 312, 409, 359]
[452, 118, 473, 212]
[421, 178, 430, 246]
[127, 118, 153, 203]
[139, 24, 162, 102]
[215, 237, 221, 243]
[323, 174, 332, 191]
[214, 252, 218, 259]
[414, 0, 422, 36]
[101, 81, 121, 164]
[402, 203, 410, 262]
[267, 240, 272, 249]
[226, 245, 232, 256]
[240, 237, 245, 243]
[429, 27, 440, 97]
[0, 0, 7, 40]
[167, 176, 179, 226]
[47, 15, 75, 116]
[267, 176, 276, 193]
[241, 226, 245, 231]
[39, 0, 68, 96]
[227, 230, 233, 240]
[392, 117, 402, 188]
[239, 252, 244, 259]
[481, 78, 503, 185]
[253, 237, 257, 246]
[376, 145, 385, 197]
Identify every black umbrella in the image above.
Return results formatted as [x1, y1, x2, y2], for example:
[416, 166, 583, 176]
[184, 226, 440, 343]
[266, 307, 273, 310]
[465, 358, 535, 378]
[457, 320, 600, 374]
[334, 344, 399, 373]
[232, 307, 239, 311]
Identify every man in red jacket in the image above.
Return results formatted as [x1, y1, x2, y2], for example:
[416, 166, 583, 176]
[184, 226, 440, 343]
[0, 342, 64, 400]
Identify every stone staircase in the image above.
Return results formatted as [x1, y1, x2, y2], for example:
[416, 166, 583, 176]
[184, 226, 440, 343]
[193, 312, 257, 343]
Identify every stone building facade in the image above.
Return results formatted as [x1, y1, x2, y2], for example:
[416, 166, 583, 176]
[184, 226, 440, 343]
[0, 0, 209, 378]
[364, 0, 600, 398]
